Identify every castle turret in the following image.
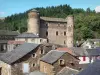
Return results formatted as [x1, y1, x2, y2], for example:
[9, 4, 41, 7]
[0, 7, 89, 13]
[66, 15, 74, 47]
[27, 9, 40, 35]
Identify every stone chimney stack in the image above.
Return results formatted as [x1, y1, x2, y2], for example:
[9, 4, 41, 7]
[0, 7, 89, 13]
[66, 15, 74, 48]
[27, 9, 40, 35]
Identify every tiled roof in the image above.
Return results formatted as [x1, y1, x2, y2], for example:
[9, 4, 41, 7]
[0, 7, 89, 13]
[57, 47, 75, 55]
[40, 50, 66, 64]
[16, 33, 39, 38]
[0, 43, 39, 64]
[40, 17, 66, 22]
[8, 40, 25, 44]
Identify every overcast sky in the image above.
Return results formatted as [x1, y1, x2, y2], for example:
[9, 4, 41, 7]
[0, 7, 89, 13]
[0, 0, 100, 17]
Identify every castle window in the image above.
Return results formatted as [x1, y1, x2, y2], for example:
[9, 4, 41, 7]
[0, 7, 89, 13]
[56, 31, 58, 36]
[64, 41, 66, 44]
[46, 31, 48, 36]
[59, 59, 65, 66]
[32, 53, 37, 58]
[64, 31, 66, 36]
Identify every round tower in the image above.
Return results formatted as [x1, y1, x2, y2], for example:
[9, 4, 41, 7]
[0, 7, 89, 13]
[66, 15, 74, 48]
[27, 9, 40, 35]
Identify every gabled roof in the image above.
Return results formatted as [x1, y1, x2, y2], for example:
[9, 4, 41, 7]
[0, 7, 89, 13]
[28, 71, 47, 75]
[70, 47, 88, 56]
[40, 50, 66, 64]
[78, 60, 100, 75]
[0, 43, 39, 64]
[16, 33, 39, 38]
[0, 30, 19, 35]
[57, 66, 79, 75]
[40, 17, 66, 22]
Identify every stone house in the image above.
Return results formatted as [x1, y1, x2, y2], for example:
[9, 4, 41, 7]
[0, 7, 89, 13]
[40, 50, 80, 75]
[0, 43, 51, 75]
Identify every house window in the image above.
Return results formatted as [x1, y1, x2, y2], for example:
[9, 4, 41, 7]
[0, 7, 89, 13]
[32, 63, 36, 67]
[46, 31, 48, 36]
[56, 31, 58, 36]
[40, 39, 42, 42]
[23, 63, 29, 73]
[64, 31, 66, 36]
[40, 49, 44, 54]
[70, 62, 75, 66]
[32, 53, 37, 58]
[59, 59, 65, 65]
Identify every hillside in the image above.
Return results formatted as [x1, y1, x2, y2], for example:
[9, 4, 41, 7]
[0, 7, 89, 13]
[1, 4, 100, 41]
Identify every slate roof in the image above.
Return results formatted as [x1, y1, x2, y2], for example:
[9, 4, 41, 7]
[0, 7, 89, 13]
[57, 66, 79, 75]
[16, 33, 39, 38]
[40, 50, 66, 64]
[86, 47, 100, 56]
[70, 47, 88, 56]
[0, 30, 19, 35]
[40, 17, 66, 22]
[28, 71, 46, 75]
[0, 43, 39, 64]
[77, 60, 100, 75]
[0, 40, 8, 43]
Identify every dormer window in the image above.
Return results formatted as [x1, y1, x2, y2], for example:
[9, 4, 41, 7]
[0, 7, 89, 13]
[59, 59, 65, 66]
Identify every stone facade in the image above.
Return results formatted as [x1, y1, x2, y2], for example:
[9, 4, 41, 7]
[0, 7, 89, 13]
[27, 10, 74, 47]
[40, 53, 79, 75]
[0, 45, 52, 75]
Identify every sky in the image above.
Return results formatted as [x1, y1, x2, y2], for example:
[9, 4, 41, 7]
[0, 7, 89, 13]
[0, 0, 100, 17]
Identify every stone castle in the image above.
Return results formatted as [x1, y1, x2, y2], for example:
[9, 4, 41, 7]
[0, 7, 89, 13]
[27, 9, 74, 47]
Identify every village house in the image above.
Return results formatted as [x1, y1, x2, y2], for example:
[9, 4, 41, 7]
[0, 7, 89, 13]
[81, 39, 100, 49]
[40, 50, 80, 75]
[0, 30, 19, 52]
[0, 43, 52, 75]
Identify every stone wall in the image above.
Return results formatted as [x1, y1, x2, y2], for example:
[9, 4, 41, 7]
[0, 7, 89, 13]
[0, 60, 11, 75]
[40, 53, 79, 75]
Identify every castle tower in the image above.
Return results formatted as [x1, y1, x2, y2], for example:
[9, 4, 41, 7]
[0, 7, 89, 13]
[66, 15, 74, 47]
[27, 9, 40, 35]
